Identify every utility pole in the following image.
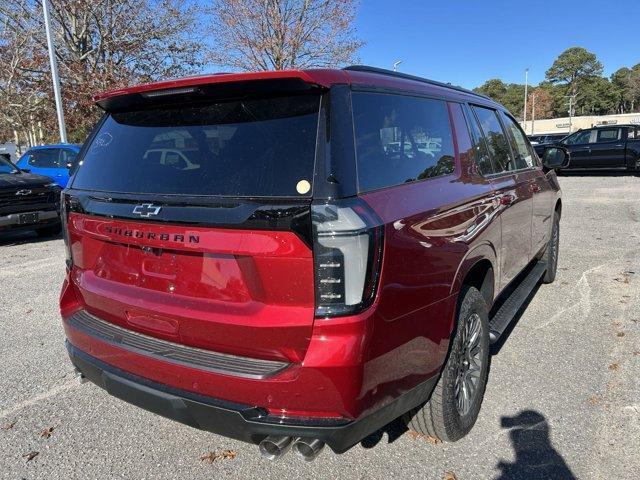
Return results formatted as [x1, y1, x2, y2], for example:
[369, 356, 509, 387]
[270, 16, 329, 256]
[531, 93, 536, 135]
[42, 0, 67, 143]
[523, 68, 529, 127]
[566, 93, 576, 133]
[393, 60, 403, 72]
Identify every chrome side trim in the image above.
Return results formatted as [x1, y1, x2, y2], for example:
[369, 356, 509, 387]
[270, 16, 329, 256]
[66, 310, 289, 379]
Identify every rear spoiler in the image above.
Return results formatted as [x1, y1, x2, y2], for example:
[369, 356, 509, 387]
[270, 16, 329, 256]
[94, 70, 346, 112]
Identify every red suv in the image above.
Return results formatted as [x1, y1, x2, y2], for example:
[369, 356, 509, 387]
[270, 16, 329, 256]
[60, 66, 563, 461]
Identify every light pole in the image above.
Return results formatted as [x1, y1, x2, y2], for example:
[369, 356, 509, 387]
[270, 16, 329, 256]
[42, 0, 67, 143]
[393, 60, 403, 72]
[530, 92, 536, 135]
[523, 68, 529, 128]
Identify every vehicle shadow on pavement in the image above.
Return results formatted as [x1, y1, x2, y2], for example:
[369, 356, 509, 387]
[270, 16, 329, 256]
[360, 417, 408, 449]
[494, 410, 576, 480]
[0, 231, 61, 247]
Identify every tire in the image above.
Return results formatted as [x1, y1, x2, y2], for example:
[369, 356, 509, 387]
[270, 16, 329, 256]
[404, 286, 490, 442]
[36, 223, 62, 238]
[541, 211, 560, 284]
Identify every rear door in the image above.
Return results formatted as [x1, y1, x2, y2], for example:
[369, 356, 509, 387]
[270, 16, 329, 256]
[588, 127, 626, 168]
[500, 112, 552, 257]
[470, 105, 533, 288]
[65, 92, 322, 362]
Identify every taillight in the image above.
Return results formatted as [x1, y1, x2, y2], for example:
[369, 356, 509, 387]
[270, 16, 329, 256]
[61, 192, 73, 270]
[312, 199, 383, 317]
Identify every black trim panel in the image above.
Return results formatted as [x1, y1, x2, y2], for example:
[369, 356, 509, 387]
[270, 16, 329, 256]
[67, 343, 438, 453]
[64, 190, 314, 247]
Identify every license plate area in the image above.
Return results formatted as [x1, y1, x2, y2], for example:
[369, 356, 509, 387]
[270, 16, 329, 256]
[19, 212, 38, 224]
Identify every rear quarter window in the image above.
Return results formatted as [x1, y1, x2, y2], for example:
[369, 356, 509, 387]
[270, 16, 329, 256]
[352, 92, 455, 192]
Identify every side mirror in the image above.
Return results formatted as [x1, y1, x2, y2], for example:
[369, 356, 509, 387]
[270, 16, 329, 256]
[541, 147, 569, 170]
[66, 162, 73, 170]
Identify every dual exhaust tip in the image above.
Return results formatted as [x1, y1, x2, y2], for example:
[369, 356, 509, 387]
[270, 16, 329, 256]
[259, 435, 325, 462]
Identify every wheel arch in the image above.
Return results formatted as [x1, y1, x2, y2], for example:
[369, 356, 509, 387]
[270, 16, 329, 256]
[555, 198, 562, 217]
[450, 243, 497, 318]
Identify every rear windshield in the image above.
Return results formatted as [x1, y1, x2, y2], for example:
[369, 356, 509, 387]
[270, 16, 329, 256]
[72, 94, 320, 197]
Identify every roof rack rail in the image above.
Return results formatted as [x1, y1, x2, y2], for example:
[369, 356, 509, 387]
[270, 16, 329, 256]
[343, 65, 492, 101]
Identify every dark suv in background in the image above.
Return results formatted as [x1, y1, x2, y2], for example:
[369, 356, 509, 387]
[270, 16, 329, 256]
[60, 66, 563, 461]
[0, 156, 61, 238]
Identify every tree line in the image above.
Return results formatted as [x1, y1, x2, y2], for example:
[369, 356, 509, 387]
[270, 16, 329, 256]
[0, 0, 361, 146]
[474, 47, 640, 122]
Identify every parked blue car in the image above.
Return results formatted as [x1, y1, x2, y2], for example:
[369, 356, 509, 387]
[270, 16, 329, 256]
[16, 143, 81, 188]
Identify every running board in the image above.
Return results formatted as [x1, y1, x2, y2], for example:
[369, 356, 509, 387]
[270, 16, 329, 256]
[488, 261, 548, 344]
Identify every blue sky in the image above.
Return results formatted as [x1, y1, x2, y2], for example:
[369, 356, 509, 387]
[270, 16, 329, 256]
[355, 0, 639, 89]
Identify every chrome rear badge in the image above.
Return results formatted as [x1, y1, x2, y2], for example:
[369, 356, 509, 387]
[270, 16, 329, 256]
[15, 189, 32, 196]
[132, 203, 161, 217]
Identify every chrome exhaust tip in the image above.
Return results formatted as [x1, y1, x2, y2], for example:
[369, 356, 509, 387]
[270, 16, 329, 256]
[258, 435, 293, 461]
[74, 368, 87, 384]
[293, 438, 325, 462]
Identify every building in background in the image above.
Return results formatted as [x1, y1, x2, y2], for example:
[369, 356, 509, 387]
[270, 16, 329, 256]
[521, 112, 640, 136]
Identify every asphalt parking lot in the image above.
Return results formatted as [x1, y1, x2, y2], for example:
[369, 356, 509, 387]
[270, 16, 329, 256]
[1, 176, 638, 480]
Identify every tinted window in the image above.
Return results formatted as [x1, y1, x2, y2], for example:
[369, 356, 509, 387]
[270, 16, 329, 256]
[564, 129, 591, 145]
[352, 92, 455, 192]
[465, 106, 495, 175]
[28, 149, 60, 168]
[472, 106, 513, 172]
[0, 156, 18, 174]
[627, 127, 637, 139]
[60, 149, 77, 165]
[72, 94, 320, 197]
[596, 128, 620, 142]
[501, 113, 535, 169]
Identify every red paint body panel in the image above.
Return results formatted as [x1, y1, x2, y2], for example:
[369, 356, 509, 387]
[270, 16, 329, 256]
[66, 213, 315, 361]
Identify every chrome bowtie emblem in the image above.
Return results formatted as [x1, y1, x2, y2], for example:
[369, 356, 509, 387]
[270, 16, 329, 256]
[15, 189, 32, 196]
[132, 203, 161, 217]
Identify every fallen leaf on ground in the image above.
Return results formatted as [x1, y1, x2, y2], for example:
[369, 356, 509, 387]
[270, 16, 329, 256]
[616, 332, 625, 338]
[220, 450, 237, 460]
[2, 421, 16, 430]
[444, 471, 458, 480]
[587, 395, 600, 406]
[40, 426, 54, 438]
[26, 309, 33, 314]
[200, 450, 237, 463]
[407, 431, 441, 444]
[22, 451, 39, 462]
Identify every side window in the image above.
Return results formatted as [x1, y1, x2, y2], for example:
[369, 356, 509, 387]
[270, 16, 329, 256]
[596, 128, 620, 143]
[501, 112, 535, 169]
[352, 92, 456, 192]
[627, 128, 636, 140]
[472, 106, 513, 172]
[60, 149, 78, 166]
[564, 129, 592, 145]
[27, 149, 60, 168]
[464, 105, 496, 175]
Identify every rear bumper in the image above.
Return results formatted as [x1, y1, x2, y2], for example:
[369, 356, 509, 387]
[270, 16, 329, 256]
[67, 342, 438, 453]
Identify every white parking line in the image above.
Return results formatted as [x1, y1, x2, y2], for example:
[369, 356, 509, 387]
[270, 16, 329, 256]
[0, 380, 79, 419]
[0, 256, 60, 278]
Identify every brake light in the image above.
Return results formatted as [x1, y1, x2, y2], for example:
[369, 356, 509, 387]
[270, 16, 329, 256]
[312, 199, 383, 317]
